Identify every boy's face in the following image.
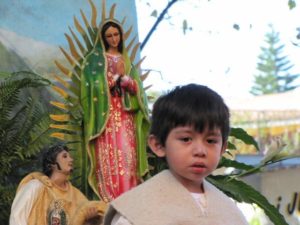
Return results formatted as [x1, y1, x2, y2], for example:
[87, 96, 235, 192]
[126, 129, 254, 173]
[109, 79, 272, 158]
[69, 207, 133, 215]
[149, 125, 226, 193]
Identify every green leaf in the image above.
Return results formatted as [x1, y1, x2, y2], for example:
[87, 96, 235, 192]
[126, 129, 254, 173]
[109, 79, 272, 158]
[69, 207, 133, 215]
[0, 72, 11, 79]
[272, 153, 300, 162]
[288, 0, 296, 9]
[233, 23, 240, 31]
[207, 175, 288, 225]
[218, 157, 256, 171]
[230, 127, 259, 151]
[182, 19, 188, 34]
[227, 141, 236, 150]
[150, 10, 158, 17]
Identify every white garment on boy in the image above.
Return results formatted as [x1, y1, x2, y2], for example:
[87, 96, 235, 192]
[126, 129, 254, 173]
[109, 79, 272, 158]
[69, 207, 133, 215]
[104, 169, 249, 225]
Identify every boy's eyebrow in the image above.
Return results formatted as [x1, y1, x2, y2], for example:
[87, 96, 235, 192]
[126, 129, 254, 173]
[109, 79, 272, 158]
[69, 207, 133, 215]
[206, 130, 222, 136]
[173, 127, 222, 136]
[173, 127, 194, 133]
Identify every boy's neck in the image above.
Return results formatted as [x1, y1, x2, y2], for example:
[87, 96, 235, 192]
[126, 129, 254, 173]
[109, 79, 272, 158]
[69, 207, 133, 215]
[188, 183, 205, 194]
[170, 170, 205, 193]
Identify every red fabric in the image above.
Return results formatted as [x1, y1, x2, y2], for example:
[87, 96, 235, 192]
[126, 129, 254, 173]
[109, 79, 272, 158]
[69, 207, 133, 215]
[94, 54, 139, 202]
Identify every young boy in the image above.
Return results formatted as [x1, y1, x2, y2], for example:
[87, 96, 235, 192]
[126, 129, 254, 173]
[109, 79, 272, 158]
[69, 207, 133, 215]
[104, 84, 248, 225]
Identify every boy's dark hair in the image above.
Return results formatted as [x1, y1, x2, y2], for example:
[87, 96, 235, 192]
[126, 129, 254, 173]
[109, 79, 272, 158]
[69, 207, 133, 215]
[150, 83, 230, 146]
[42, 144, 69, 177]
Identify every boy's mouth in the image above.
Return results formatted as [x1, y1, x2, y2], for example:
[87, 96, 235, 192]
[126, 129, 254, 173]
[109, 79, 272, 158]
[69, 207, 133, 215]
[191, 162, 206, 168]
[190, 162, 207, 173]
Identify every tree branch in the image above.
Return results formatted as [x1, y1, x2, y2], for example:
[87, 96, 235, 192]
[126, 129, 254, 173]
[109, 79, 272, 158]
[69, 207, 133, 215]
[140, 0, 178, 50]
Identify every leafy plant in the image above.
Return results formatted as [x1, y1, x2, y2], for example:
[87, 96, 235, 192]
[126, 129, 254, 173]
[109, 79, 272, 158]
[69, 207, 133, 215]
[0, 71, 53, 223]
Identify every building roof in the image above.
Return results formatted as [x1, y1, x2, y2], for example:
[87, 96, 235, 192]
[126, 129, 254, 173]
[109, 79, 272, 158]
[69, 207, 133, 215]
[227, 87, 300, 111]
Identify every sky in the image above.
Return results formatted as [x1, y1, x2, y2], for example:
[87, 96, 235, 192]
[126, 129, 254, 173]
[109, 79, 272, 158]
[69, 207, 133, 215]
[136, 0, 300, 101]
[0, 0, 138, 45]
[1, 0, 300, 102]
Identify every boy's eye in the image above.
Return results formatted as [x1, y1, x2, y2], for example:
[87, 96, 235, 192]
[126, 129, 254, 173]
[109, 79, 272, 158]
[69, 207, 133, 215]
[207, 139, 218, 144]
[179, 137, 192, 142]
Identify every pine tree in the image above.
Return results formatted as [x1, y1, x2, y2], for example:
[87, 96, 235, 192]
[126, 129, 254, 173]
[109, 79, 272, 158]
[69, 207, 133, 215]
[251, 24, 300, 95]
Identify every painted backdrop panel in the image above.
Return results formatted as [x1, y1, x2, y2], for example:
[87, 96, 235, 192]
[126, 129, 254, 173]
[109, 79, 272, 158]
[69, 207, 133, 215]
[0, 0, 139, 77]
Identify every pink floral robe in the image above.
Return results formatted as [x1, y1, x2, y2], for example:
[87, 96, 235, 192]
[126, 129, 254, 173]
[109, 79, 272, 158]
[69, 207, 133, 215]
[94, 53, 139, 202]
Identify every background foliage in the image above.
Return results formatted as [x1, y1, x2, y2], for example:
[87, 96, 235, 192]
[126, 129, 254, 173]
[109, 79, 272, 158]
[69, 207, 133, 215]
[0, 71, 54, 223]
[251, 24, 300, 95]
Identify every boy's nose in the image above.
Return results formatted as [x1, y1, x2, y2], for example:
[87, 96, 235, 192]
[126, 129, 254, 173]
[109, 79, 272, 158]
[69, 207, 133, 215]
[192, 142, 207, 157]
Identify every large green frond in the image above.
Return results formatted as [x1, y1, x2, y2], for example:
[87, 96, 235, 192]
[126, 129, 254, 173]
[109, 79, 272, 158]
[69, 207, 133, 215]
[207, 175, 288, 225]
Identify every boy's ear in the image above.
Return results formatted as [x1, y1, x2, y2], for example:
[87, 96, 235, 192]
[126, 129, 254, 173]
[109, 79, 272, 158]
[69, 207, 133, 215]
[148, 135, 166, 157]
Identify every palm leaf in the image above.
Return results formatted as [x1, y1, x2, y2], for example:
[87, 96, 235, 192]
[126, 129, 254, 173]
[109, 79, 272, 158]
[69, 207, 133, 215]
[0, 71, 52, 175]
[218, 157, 256, 171]
[230, 127, 259, 151]
[207, 175, 288, 225]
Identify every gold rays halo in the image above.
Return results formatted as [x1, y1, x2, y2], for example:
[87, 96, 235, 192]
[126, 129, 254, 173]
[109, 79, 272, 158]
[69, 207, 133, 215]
[49, 0, 150, 142]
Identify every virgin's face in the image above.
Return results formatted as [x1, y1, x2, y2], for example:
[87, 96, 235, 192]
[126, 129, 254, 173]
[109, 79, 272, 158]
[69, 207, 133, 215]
[104, 26, 120, 49]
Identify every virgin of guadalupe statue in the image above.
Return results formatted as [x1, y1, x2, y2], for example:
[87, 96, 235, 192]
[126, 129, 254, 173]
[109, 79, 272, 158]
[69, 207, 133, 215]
[81, 19, 150, 202]
[49, 0, 150, 203]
